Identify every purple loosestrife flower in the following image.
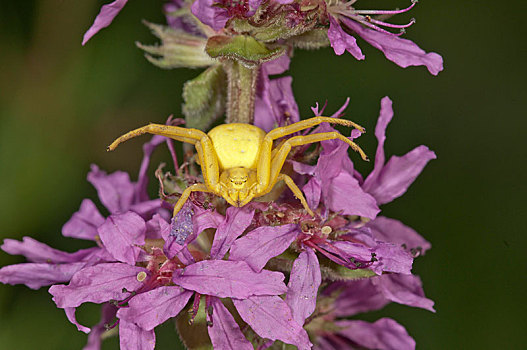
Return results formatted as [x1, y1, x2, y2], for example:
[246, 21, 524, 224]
[309, 274, 434, 349]
[326, 0, 443, 75]
[254, 54, 300, 132]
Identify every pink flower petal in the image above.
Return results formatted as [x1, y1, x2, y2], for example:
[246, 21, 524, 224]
[363, 97, 436, 205]
[119, 320, 156, 350]
[62, 199, 105, 240]
[342, 17, 443, 75]
[366, 216, 431, 254]
[172, 260, 286, 298]
[1, 237, 99, 263]
[49, 263, 147, 308]
[210, 206, 254, 259]
[87, 165, 134, 214]
[328, 17, 365, 60]
[82, 0, 129, 45]
[329, 279, 390, 317]
[208, 297, 253, 350]
[363, 96, 393, 191]
[98, 212, 146, 265]
[233, 295, 312, 350]
[0, 262, 87, 290]
[229, 224, 298, 272]
[191, 0, 230, 31]
[285, 249, 321, 325]
[337, 318, 416, 350]
[65, 307, 91, 334]
[117, 286, 193, 331]
[324, 171, 380, 218]
[145, 214, 170, 240]
[367, 146, 436, 205]
[372, 274, 435, 312]
[372, 243, 413, 275]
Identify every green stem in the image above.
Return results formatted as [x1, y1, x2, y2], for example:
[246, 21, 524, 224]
[224, 60, 259, 124]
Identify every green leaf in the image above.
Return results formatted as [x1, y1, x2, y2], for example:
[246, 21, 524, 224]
[205, 35, 285, 67]
[182, 65, 227, 130]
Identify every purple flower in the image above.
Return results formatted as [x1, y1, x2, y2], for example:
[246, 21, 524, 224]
[311, 274, 434, 349]
[326, 0, 443, 75]
[254, 54, 300, 132]
[191, 0, 256, 31]
[82, 0, 129, 45]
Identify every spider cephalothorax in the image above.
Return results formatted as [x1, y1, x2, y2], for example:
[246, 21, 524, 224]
[108, 117, 367, 216]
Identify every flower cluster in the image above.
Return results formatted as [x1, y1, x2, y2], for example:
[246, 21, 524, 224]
[1, 0, 442, 349]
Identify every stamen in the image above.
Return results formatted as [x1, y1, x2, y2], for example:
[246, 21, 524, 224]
[188, 293, 201, 325]
[368, 17, 415, 29]
[104, 319, 120, 330]
[353, 1, 417, 15]
[347, 14, 406, 36]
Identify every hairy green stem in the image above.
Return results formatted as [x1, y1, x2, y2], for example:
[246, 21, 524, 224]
[224, 60, 259, 124]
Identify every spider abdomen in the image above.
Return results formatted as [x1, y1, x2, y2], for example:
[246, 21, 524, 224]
[208, 123, 265, 170]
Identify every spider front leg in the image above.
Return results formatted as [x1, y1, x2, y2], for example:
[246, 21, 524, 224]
[194, 138, 221, 194]
[260, 132, 367, 215]
[276, 174, 314, 217]
[266, 116, 365, 141]
[256, 116, 366, 194]
[107, 123, 207, 151]
[173, 183, 212, 216]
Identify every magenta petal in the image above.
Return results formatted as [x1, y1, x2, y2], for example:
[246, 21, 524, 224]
[292, 161, 316, 176]
[233, 295, 312, 350]
[145, 214, 169, 240]
[337, 318, 416, 350]
[84, 304, 118, 350]
[62, 199, 105, 240]
[303, 177, 322, 210]
[372, 274, 435, 312]
[366, 216, 431, 254]
[208, 297, 253, 350]
[117, 286, 193, 330]
[173, 260, 286, 298]
[82, 0, 129, 45]
[363, 96, 393, 191]
[130, 199, 163, 218]
[87, 165, 134, 214]
[49, 263, 146, 308]
[229, 224, 298, 272]
[119, 320, 156, 350]
[0, 262, 86, 289]
[1, 237, 99, 263]
[210, 206, 255, 259]
[98, 212, 146, 265]
[285, 249, 321, 325]
[342, 17, 443, 75]
[65, 307, 91, 334]
[373, 243, 413, 275]
[330, 279, 390, 317]
[367, 146, 436, 205]
[324, 171, 380, 218]
[135, 135, 167, 202]
[191, 0, 229, 31]
[328, 17, 365, 60]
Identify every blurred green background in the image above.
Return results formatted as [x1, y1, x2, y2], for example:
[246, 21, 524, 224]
[0, 0, 525, 349]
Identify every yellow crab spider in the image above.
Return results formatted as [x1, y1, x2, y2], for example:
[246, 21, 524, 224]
[108, 117, 368, 217]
